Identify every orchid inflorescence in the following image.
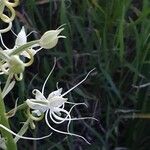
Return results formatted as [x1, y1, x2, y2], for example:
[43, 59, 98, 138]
[0, 1, 97, 149]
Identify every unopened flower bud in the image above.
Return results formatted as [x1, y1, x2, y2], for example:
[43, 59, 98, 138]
[8, 55, 25, 74]
[39, 28, 66, 49]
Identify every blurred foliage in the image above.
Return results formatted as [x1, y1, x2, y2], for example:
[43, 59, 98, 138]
[1, 0, 150, 149]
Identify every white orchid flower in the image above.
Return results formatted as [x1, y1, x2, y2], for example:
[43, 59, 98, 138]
[26, 60, 97, 144]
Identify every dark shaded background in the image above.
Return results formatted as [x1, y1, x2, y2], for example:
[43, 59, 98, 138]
[1, 0, 150, 150]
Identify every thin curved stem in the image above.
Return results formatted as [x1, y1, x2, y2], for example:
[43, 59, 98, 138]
[0, 22, 12, 33]
[62, 68, 95, 97]
[52, 113, 98, 121]
[0, 124, 52, 140]
[50, 108, 70, 124]
[42, 58, 56, 94]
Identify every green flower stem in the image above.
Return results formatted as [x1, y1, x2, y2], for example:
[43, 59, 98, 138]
[10, 40, 39, 55]
[0, 89, 17, 150]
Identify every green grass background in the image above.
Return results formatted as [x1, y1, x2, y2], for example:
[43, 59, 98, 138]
[3, 0, 150, 149]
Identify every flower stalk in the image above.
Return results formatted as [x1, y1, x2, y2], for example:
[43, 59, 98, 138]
[0, 89, 17, 150]
[9, 40, 39, 56]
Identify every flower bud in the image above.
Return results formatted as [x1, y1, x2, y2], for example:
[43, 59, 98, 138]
[8, 55, 25, 74]
[39, 28, 66, 49]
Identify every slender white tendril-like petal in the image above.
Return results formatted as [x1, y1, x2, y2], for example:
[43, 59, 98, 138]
[133, 82, 150, 88]
[50, 107, 71, 124]
[53, 106, 97, 135]
[11, 29, 17, 36]
[52, 112, 97, 122]
[61, 68, 96, 97]
[57, 24, 66, 30]
[27, 31, 38, 37]
[56, 82, 59, 89]
[11, 28, 37, 38]
[50, 111, 65, 124]
[0, 22, 12, 33]
[51, 109, 97, 125]
[68, 103, 87, 113]
[26, 68, 97, 144]
[50, 103, 88, 124]
[0, 124, 52, 140]
[45, 110, 91, 144]
[65, 101, 88, 107]
[66, 103, 86, 133]
[42, 58, 56, 94]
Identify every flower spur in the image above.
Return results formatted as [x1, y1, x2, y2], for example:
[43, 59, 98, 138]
[26, 60, 97, 144]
